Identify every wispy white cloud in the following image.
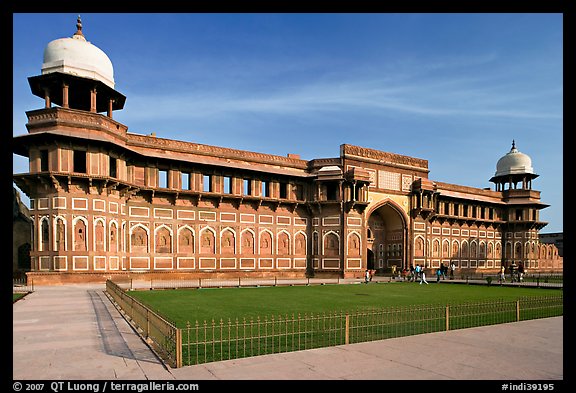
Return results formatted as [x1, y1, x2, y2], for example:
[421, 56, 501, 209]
[119, 70, 562, 124]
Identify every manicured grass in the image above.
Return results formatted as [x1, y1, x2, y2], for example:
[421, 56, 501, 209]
[13, 293, 27, 303]
[129, 281, 562, 327]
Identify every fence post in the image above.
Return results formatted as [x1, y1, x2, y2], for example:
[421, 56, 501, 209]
[238, 277, 241, 287]
[147, 308, 150, 339]
[516, 300, 520, 321]
[176, 328, 182, 368]
[345, 314, 350, 345]
[445, 305, 450, 331]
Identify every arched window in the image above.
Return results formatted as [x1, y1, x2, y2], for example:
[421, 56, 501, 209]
[131, 225, 148, 253]
[324, 232, 340, 256]
[514, 243, 522, 259]
[414, 237, 424, 257]
[178, 227, 194, 253]
[348, 232, 361, 257]
[155, 226, 172, 253]
[277, 231, 290, 255]
[74, 218, 87, 251]
[442, 240, 449, 258]
[295, 232, 307, 256]
[109, 221, 118, 252]
[221, 229, 236, 254]
[241, 230, 255, 255]
[200, 228, 215, 254]
[312, 231, 319, 255]
[95, 220, 105, 252]
[55, 218, 65, 251]
[41, 218, 50, 251]
[432, 239, 440, 257]
[461, 241, 469, 258]
[260, 230, 273, 255]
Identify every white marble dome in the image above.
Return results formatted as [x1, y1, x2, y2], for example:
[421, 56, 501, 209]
[41, 17, 115, 88]
[494, 141, 534, 177]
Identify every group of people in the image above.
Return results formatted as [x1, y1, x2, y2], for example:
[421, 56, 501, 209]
[364, 269, 375, 283]
[402, 262, 456, 285]
[499, 262, 526, 283]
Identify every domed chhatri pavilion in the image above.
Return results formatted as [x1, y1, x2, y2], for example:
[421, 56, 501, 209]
[13, 18, 562, 284]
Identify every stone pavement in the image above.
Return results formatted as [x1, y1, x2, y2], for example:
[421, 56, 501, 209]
[13, 283, 564, 381]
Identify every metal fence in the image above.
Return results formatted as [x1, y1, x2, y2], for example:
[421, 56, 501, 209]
[105, 280, 562, 368]
[13, 277, 34, 293]
[105, 280, 181, 367]
[114, 273, 562, 291]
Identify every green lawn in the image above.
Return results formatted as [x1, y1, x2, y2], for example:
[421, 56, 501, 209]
[129, 281, 562, 327]
[13, 293, 27, 303]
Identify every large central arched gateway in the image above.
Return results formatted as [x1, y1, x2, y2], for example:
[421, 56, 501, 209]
[366, 200, 408, 272]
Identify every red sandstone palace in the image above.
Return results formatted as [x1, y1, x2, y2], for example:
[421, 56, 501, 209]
[13, 18, 562, 284]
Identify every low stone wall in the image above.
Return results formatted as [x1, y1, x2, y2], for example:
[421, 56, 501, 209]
[25, 270, 315, 286]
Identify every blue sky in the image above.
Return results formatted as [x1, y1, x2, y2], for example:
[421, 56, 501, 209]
[12, 13, 563, 233]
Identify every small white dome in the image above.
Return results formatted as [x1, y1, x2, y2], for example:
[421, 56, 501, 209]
[41, 17, 115, 88]
[494, 140, 534, 177]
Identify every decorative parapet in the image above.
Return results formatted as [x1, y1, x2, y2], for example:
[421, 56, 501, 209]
[127, 133, 309, 170]
[340, 144, 428, 171]
[26, 107, 128, 137]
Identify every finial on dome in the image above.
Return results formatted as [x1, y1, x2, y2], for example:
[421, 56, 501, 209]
[512, 139, 516, 149]
[73, 15, 85, 39]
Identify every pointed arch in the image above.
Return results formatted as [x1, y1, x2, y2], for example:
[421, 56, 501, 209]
[40, 216, 50, 252]
[94, 217, 106, 252]
[177, 225, 195, 253]
[323, 230, 340, 256]
[451, 239, 460, 258]
[155, 224, 173, 253]
[199, 226, 216, 254]
[432, 238, 440, 258]
[294, 230, 307, 256]
[259, 228, 274, 255]
[220, 227, 237, 254]
[514, 241, 522, 259]
[53, 215, 67, 252]
[109, 219, 119, 252]
[240, 228, 256, 255]
[277, 229, 291, 255]
[347, 231, 361, 257]
[442, 239, 450, 258]
[73, 216, 88, 251]
[130, 223, 149, 253]
[461, 239, 469, 258]
[414, 235, 425, 257]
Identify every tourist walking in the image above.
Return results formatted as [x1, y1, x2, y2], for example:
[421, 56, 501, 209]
[419, 265, 428, 285]
[450, 262, 456, 280]
[499, 265, 506, 283]
[409, 264, 415, 282]
[518, 262, 525, 282]
[436, 267, 442, 283]
[364, 269, 370, 284]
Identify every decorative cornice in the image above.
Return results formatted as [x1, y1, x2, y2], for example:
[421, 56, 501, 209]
[341, 144, 428, 170]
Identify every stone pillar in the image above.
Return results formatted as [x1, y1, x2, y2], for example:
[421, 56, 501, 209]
[108, 98, 114, 118]
[44, 88, 51, 108]
[90, 87, 97, 113]
[62, 83, 69, 108]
